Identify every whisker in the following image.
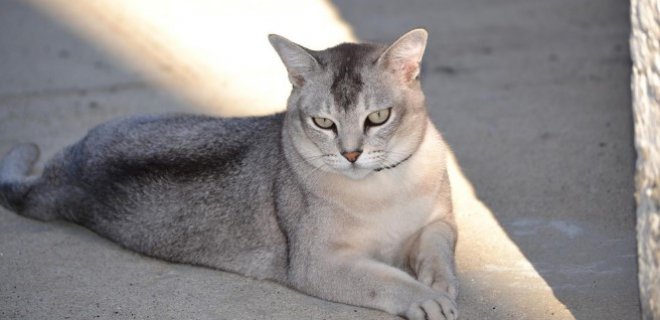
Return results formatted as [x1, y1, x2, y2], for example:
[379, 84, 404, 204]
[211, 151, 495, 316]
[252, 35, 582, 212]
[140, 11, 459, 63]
[375, 154, 397, 168]
[286, 153, 332, 166]
[374, 153, 412, 172]
[378, 150, 410, 156]
[299, 162, 329, 184]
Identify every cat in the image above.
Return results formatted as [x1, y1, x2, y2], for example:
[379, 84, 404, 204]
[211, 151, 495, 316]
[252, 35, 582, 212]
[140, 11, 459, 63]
[0, 29, 459, 320]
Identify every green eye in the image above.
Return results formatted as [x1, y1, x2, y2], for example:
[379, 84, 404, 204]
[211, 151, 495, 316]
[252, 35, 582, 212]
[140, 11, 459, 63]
[312, 117, 335, 129]
[366, 108, 391, 126]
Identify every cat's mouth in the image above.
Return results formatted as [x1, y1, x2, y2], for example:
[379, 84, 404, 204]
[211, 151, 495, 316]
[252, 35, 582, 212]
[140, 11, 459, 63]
[315, 151, 415, 179]
[334, 153, 412, 180]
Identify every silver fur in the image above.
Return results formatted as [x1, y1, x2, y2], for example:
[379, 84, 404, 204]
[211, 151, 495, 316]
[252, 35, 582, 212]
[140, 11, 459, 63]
[0, 29, 459, 319]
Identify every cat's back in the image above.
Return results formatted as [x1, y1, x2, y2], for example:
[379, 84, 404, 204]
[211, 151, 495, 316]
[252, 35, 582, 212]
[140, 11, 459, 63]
[44, 112, 290, 279]
[55, 112, 283, 183]
[80, 112, 283, 162]
[57, 112, 287, 206]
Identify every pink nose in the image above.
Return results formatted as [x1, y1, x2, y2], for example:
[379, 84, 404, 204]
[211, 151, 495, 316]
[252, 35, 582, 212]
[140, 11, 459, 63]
[341, 151, 362, 163]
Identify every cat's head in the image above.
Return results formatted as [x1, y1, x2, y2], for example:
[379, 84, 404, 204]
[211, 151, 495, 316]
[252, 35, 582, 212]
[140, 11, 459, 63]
[270, 29, 429, 180]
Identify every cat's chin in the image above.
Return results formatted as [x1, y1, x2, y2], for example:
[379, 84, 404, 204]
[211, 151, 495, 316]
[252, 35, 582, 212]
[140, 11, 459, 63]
[338, 167, 374, 180]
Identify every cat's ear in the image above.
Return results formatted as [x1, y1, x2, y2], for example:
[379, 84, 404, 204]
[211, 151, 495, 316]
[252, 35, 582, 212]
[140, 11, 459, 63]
[377, 29, 428, 84]
[268, 34, 320, 88]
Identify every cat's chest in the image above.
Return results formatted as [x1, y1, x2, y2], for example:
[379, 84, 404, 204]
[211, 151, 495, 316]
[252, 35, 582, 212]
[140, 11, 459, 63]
[353, 192, 435, 256]
[321, 172, 440, 262]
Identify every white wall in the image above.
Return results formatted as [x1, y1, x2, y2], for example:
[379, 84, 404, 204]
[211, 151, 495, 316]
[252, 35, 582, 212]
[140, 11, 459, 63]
[631, 0, 660, 318]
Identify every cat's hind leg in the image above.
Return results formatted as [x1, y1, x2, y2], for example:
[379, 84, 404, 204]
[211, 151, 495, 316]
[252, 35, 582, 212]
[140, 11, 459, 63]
[0, 143, 59, 221]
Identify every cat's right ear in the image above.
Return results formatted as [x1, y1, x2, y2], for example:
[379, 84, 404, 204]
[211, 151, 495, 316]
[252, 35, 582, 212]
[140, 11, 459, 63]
[268, 34, 320, 88]
[377, 29, 428, 84]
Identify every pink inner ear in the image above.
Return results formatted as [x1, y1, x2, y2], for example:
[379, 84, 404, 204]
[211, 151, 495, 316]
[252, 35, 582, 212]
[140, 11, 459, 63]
[402, 62, 419, 81]
[290, 74, 305, 87]
[389, 60, 418, 83]
[381, 52, 420, 83]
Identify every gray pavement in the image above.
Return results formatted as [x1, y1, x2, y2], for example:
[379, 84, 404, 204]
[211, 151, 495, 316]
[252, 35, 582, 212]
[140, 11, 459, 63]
[0, 0, 638, 319]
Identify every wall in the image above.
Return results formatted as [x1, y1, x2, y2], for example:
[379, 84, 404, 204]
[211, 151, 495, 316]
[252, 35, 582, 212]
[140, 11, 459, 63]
[631, 0, 660, 318]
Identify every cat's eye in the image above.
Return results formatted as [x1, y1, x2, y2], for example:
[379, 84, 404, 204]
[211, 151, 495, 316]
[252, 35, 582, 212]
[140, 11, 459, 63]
[366, 108, 391, 127]
[312, 117, 335, 129]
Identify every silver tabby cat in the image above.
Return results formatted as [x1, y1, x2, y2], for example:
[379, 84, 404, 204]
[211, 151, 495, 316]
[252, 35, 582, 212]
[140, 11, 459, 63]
[0, 29, 458, 320]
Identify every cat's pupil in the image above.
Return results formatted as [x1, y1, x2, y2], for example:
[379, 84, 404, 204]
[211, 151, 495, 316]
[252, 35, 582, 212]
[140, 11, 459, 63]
[313, 117, 335, 130]
[365, 108, 391, 129]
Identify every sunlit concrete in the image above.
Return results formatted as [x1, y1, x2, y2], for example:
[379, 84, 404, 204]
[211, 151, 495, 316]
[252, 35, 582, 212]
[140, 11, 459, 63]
[1, 0, 636, 319]
[26, 0, 356, 116]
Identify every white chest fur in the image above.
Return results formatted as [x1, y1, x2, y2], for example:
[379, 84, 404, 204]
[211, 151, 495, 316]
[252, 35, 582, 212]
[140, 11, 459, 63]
[314, 126, 450, 264]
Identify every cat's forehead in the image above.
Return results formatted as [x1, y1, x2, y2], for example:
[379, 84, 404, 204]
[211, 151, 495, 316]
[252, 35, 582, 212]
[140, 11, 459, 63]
[312, 43, 386, 112]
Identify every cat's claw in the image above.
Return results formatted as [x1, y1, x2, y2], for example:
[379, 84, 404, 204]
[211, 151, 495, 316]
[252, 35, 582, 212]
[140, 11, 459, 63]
[404, 295, 458, 320]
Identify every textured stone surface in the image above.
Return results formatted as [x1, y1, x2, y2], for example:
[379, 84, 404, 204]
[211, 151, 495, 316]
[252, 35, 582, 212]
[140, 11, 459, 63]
[631, 0, 660, 318]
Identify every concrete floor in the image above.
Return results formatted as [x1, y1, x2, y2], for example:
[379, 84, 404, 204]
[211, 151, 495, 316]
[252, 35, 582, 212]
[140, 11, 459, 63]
[0, 0, 639, 319]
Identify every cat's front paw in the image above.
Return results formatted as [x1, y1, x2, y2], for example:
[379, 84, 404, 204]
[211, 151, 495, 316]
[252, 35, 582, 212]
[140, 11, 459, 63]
[416, 259, 459, 300]
[430, 275, 459, 301]
[404, 295, 458, 320]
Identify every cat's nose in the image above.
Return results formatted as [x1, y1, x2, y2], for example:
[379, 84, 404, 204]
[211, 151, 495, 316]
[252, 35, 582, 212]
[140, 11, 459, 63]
[341, 150, 362, 163]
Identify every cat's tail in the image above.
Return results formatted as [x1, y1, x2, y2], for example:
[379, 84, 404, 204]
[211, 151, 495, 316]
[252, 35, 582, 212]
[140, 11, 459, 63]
[0, 143, 54, 220]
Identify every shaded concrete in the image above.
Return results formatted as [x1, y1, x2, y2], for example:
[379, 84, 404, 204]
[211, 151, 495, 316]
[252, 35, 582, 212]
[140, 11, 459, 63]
[0, 0, 639, 319]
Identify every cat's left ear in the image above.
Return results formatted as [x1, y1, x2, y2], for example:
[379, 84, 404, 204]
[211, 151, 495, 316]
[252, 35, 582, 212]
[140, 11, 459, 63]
[268, 34, 320, 88]
[377, 29, 428, 84]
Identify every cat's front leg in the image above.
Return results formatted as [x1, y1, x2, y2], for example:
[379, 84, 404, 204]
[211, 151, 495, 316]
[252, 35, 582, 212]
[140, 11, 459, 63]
[288, 252, 458, 320]
[408, 219, 459, 300]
